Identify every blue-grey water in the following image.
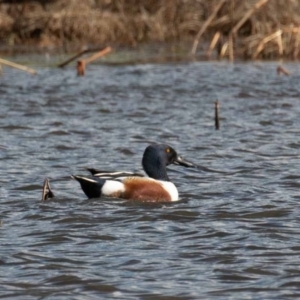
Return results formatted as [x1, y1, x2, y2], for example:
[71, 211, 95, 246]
[1, 60, 300, 299]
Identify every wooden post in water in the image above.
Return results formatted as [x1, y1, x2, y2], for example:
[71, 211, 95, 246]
[76, 47, 112, 76]
[215, 101, 220, 130]
[77, 60, 86, 76]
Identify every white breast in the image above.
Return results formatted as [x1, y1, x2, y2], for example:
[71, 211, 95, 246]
[159, 181, 179, 201]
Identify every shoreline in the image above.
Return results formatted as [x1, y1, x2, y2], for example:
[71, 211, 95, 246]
[1, 42, 298, 69]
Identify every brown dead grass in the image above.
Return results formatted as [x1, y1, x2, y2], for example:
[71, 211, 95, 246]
[0, 0, 300, 59]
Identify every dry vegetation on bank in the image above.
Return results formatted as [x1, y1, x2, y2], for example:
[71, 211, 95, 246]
[0, 0, 300, 60]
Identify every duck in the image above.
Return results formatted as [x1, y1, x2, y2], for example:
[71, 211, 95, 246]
[72, 143, 195, 202]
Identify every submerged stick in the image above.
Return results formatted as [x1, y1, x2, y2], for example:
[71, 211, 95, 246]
[42, 178, 55, 201]
[277, 65, 290, 76]
[0, 57, 37, 75]
[215, 101, 220, 130]
[191, 0, 226, 55]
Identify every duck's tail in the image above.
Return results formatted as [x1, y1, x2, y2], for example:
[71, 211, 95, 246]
[72, 175, 105, 199]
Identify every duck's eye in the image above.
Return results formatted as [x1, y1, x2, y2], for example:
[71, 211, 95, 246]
[166, 148, 170, 153]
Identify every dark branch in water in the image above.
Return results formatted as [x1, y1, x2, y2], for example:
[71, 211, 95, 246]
[215, 101, 220, 130]
[42, 178, 54, 201]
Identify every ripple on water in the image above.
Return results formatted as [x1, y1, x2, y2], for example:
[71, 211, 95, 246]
[1, 61, 300, 299]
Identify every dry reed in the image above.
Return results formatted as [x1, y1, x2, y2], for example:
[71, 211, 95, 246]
[0, 0, 300, 60]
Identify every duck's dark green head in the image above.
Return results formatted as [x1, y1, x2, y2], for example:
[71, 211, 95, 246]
[142, 144, 194, 181]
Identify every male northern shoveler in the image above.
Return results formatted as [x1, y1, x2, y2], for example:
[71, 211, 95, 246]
[72, 144, 195, 202]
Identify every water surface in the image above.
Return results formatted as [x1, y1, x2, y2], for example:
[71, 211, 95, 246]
[1, 61, 300, 299]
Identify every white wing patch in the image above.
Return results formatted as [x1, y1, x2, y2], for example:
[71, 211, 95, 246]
[101, 180, 125, 196]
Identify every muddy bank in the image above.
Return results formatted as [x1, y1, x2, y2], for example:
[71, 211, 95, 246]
[0, 0, 300, 60]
